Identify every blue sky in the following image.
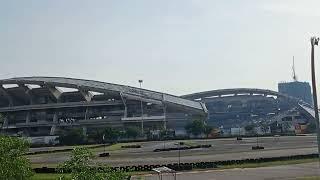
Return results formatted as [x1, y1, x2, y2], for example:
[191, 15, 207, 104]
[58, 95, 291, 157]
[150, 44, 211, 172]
[1, 0, 320, 95]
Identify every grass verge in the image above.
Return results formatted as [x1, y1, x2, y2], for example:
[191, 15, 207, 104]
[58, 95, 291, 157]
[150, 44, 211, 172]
[181, 140, 197, 147]
[91, 142, 138, 152]
[31, 173, 70, 180]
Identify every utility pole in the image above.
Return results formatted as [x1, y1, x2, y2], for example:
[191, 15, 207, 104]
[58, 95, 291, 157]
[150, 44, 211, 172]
[310, 36, 320, 163]
[139, 80, 144, 135]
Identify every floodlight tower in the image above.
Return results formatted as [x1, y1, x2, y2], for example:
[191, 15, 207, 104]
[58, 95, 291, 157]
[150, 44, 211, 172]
[310, 36, 320, 163]
[139, 79, 144, 135]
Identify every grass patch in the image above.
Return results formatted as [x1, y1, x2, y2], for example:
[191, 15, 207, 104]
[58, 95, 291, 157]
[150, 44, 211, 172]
[181, 140, 197, 147]
[28, 143, 139, 168]
[27, 143, 130, 157]
[91, 142, 138, 152]
[218, 158, 317, 169]
[31, 173, 70, 180]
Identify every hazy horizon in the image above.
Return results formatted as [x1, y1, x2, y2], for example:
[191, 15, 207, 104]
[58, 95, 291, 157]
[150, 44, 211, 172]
[1, 0, 320, 95]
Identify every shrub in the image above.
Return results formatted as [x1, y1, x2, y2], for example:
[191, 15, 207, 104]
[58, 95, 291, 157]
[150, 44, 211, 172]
[57, 128, 85, 145]
[58, 147, 128, 180]
[0, 135, 34, 180]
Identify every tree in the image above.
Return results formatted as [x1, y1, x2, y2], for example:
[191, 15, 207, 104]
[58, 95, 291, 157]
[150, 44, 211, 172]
[204, 124, 213, 138]
[0, 135, 34, 179]
[0, 113, 3, 124]
[87, 127, 121, 144]
[88, 130, 104, 144]
[103, 127, 120, 142]
[185, 119, 205, 136]
[125, 127, 139, 139]
[57, 128, 86, 145]
[0, 113, 5, 131]
[58, 147, 128, 180]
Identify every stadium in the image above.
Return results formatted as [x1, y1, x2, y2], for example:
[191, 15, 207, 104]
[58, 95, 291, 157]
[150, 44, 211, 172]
[0, 77, 315, 139]
[182, 88, 313, 134]
[0, 77, 207, 137]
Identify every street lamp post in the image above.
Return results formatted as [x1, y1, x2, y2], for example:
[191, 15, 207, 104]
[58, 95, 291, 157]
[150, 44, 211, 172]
[310, 36, 320, 162]
[102, 134, 106, 153]
[139, 80, 144, 135]
[174, 142, 181, 169]
[178, 143, 181, 168]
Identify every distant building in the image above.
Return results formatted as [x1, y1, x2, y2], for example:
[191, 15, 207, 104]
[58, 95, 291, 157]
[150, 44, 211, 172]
[278, 81, 312, 105]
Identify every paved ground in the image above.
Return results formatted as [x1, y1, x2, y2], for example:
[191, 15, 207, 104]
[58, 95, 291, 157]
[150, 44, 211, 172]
[28, 135, 318, 166]
[131, 162, 320, 180]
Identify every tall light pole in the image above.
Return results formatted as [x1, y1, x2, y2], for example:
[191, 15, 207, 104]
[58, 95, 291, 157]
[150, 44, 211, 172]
[139, 80, 144, 135]
[310, 36, 320, 162]
[175, 142, 181, 168]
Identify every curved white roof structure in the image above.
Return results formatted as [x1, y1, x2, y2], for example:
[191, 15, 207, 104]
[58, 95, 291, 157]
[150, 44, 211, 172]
[0, 77, 207, 113]
[0, 77, 207, 136]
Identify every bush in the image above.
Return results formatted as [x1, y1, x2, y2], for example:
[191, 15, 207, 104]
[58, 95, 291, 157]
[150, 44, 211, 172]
[57, 128, 86, 145]
[58, 147, 128, 180]
[0, 135, 34, 179]
[185, 119, 205, 136]
[124, 127, 140, 139]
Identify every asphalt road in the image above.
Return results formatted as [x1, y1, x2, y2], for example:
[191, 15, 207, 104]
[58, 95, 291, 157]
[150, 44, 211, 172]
[131, 163, 320, 180]
[131, 162, 320, 180]
[28, 135, 319, 167]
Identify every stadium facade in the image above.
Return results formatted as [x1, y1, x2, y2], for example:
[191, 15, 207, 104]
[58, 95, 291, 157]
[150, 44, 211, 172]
[0, 77, 207, 137]
[181, 88, 312, 131]
[0, 76, 315, 138]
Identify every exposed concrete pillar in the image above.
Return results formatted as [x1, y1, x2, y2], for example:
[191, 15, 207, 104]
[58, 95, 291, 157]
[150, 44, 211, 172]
[45, 85, 62, 101]
[50, 126, 56, 135]
[50, 113, 58, 135]
[26, 111, 31, 124]
[3, 116, 9, 126]
[0, 86, 13, 106]
[3, 115, 8, 128]
[79, 89, 93, 102]
[82, 126, 87, 136]
[53, 113, 58, 123]
[18, 84, 33, 104]
[163, 104, 167, 130]
[120, 92, 128, 118]
[84, 107, 89, 120]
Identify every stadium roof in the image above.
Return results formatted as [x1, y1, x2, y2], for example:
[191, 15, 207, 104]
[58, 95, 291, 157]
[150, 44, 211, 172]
[0, 77, 207, 114]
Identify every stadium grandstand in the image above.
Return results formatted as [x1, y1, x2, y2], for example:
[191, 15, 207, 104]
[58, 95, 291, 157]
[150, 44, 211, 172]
[181, 88, 313, 133]
[0, 77, 207, 137]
